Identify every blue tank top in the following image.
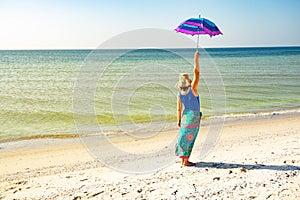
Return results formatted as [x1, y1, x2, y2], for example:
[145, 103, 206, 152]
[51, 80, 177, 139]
[178, 88, 200, 111]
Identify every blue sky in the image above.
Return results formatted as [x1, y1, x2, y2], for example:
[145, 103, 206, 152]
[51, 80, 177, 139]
[0, 0, 299, 49]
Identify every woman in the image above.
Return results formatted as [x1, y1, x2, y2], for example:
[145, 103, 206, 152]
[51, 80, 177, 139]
[175, 51, 202, 167]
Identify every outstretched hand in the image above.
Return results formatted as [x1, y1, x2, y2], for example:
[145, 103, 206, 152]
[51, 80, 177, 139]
[194, 51, 200, 60]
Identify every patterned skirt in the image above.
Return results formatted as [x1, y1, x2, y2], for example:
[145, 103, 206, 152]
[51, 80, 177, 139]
[175, 109, 202, 158]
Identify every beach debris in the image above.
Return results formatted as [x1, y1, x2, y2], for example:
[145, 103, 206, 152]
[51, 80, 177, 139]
[171, 190, 178, 195]
[15, 180, 28, 185]
[249, 196, 257, 199]
[137, 188, 143, 193]
[232, 185, 238, 190]
[240, 168, 247, 173]
[213, 177, 220, 181]
[239, 182, 248, 189]
[149, 188, 156, 193]
[88, 191, 104, 198]
[266, 194, 272, 199]
[121, 192, 128, 196]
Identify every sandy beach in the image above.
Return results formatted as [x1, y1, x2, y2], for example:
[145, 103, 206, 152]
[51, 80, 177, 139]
[0, 114, 299, 199]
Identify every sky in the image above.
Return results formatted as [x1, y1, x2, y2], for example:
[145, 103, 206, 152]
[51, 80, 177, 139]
[0, 0, 300, 49]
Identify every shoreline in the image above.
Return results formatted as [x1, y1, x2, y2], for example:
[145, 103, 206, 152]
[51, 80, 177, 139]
[1, 114, 299, 167]
[1, 106, 299, 144]
[0, 114, 299, 199]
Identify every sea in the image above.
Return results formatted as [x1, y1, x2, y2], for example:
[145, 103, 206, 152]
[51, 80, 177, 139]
[0, 47, 300, 142]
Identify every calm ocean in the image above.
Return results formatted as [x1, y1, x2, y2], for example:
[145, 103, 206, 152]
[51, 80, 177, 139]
[0, 47, 299, 142]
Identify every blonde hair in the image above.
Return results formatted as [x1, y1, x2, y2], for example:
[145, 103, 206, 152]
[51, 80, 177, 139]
[175, 73, 192, 88]
[179, 73, 192, 84]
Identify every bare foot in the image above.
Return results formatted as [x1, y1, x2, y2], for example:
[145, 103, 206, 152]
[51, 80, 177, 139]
[182, 161, 196, 167]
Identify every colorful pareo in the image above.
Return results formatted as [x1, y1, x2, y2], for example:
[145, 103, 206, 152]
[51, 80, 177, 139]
[176, 109, 202, 158]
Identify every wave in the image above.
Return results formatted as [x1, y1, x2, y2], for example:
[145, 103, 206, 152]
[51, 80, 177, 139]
[0, 133, 79, 143]
[211, 106, 300, 123]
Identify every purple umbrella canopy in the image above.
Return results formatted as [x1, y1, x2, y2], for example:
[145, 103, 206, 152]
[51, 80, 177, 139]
[175, 16, 222, 50]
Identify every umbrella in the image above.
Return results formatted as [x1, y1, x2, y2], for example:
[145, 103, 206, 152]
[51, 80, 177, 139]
[175, 15, 222, 51]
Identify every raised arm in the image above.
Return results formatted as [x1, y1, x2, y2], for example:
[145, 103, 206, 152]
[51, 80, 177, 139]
[191, 51, 200, 95]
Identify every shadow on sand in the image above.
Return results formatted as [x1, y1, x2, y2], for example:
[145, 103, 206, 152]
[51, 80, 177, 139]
[196, 162, 300, 171]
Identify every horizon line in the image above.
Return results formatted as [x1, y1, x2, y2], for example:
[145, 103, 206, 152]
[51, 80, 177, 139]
[0, 45, 299, 51]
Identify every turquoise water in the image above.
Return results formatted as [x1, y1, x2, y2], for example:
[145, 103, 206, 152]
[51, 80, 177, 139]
[0, 47, 299, 141]
[211, 47, 300, 113]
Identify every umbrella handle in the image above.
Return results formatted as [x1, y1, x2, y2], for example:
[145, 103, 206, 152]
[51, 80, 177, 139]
[196, 14, 201, 52]
[196, 34, 199, 52]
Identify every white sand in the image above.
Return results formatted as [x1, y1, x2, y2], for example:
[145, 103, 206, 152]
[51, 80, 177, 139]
[0, 115, 299, 199]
